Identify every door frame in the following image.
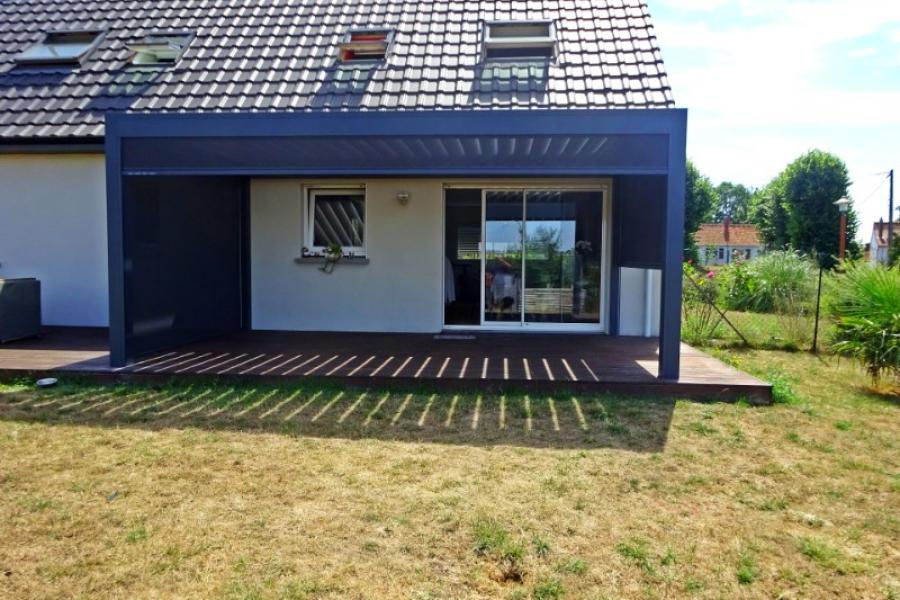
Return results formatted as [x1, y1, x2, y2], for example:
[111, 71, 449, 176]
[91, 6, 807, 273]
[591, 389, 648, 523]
[442, 180, 613, 333]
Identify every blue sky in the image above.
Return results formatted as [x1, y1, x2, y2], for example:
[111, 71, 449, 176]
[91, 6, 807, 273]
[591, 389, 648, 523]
[650, 0, 900, 240]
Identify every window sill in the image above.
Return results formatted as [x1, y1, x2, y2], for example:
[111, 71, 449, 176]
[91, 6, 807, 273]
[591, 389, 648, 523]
[294, 256, 370, 266]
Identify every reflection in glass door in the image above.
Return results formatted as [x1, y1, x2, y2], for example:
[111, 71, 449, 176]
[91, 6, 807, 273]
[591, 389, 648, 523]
[524, 191, 603, 324]
[483, 191, 524, 323]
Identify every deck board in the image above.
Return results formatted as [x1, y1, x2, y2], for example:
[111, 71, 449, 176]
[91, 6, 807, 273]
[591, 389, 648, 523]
[0, 328, 771, 402]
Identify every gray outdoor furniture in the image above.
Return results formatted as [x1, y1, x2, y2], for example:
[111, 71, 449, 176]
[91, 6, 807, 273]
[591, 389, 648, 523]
[0, 277, 41, 342]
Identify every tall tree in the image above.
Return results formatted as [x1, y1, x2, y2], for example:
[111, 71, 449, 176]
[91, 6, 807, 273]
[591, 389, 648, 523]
[750, 176, 789, 249]
[713, 182, 753, 222]
[751, 150, 858, 263]
[684, 161, 717, 262]
[780, 150, 858, 261]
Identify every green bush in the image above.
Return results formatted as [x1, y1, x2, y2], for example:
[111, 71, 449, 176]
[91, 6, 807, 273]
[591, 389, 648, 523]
[826, 263, 900, 383]
[720, 251, 817, 314]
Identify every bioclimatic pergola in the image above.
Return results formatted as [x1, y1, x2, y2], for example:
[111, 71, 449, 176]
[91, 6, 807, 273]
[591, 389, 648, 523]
[105, 108, 687, 380]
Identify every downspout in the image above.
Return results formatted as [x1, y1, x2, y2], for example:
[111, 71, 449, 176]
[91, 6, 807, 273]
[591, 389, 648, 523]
[644, 269, 653, 337]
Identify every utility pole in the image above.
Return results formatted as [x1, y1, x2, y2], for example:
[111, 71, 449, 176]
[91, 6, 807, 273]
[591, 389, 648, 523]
[890, 169, 895, 254]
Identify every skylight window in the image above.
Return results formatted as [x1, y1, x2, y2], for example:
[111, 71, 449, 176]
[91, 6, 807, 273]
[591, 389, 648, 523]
[128, 32, 193, 66]
[484, 21, 555, 60]
[15, 31, 103, 66]
[339, 29, 393, 62]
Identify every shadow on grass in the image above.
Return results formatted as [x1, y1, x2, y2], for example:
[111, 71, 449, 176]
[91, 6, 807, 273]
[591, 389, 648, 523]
[0, 378, 676, 452]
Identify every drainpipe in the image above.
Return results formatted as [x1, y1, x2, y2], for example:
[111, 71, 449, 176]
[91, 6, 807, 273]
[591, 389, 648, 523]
[644, 269, 653, 337]
[724, 217, 731, 264]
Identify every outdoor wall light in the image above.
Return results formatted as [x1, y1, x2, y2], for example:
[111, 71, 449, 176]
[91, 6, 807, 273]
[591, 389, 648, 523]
[397, 191, 410, 206]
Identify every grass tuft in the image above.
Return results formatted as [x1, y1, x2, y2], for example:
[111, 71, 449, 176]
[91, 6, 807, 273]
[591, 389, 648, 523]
[556, 558, 587, 576]
[532, 535, 551, 558]
[736, 548, 759, 585]
[616, 538, 654, 574]
[532, 578, 565, 600]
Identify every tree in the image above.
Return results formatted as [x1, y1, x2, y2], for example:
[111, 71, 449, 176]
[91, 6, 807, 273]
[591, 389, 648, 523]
[684, 161, 717, 262]
[781, 150, 858, 262]
[750, 176, 790, 249]
[713, 182, 753, 222]
[751, 150, 858, 264]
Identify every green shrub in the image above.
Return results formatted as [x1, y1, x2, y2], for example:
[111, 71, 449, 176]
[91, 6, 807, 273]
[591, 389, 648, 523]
[826, 263, 900, 383]
[720, 251, 816, 314]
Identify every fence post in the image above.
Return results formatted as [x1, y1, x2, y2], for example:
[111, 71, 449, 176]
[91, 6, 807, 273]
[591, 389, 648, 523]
[812, 261, 824, 353]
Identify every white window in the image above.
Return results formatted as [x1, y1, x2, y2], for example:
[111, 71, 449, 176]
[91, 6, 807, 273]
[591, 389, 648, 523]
[305, 188, 366, 256]
[717, 247, 725, 260]
[484, 21, 555, 60]
[339, 29, 393, 62]
[128, 32, 193, 66]
[15, 31, 103, 66]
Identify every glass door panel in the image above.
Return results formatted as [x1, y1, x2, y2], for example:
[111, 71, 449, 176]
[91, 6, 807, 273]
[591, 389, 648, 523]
[444, 189, 483, 326]
[484, 191, 524, 323]
[524, 191, 603, 324]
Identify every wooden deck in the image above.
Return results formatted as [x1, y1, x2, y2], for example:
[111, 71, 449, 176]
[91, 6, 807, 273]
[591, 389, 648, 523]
[0, 328, 772, 402]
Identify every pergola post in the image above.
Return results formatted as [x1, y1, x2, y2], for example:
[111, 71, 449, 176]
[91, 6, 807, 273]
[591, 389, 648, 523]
[658, 115, 688, 380]
[105, 117, 127, 368]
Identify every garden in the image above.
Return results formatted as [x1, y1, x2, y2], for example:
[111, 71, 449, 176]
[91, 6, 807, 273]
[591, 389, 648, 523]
[682, 251, 900, 388]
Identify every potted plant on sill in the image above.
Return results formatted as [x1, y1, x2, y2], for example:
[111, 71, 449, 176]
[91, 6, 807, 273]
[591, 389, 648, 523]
[320, 243, 343, 274]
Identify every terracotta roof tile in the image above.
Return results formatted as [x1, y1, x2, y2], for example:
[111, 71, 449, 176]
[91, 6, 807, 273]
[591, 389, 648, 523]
[695, 223, 762, 247]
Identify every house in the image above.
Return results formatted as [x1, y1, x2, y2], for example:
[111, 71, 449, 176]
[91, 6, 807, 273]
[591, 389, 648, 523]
[868, 220, 898, 265]
[695, 218, 763, 266]
[0, 1, 688, 380]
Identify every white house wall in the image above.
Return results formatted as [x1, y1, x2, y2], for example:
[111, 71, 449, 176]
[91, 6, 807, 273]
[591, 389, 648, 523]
[250, 179, 444, 333]
[0, 154, 109, 326]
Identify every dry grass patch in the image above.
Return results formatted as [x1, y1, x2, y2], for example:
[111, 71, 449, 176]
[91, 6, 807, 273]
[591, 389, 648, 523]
[0, 351, 898, 599]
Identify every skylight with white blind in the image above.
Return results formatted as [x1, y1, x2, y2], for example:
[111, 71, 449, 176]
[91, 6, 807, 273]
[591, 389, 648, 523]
[484, 21, 555, 60]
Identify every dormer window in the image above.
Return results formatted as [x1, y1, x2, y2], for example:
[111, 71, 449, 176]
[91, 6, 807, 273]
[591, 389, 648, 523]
[484, 21, 555, 60]
[128, 32, 193, 66]
[15, 30, 103, 66]
[339, 29, 393, 62]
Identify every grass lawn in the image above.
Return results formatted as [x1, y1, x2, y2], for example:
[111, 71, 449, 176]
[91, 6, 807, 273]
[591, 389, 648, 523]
[0, 351, 897, 599]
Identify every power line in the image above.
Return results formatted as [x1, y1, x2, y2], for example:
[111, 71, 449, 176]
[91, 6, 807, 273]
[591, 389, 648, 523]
[857, 172, 890, 207]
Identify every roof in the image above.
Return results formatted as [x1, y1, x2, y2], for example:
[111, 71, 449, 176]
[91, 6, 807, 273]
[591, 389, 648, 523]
[870, 222, 900, 248]
[695, 223, 762, 248]
[0, 0, 675, 141]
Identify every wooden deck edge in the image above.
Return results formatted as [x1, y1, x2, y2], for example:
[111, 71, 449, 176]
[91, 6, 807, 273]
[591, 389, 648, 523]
[0, 368, 774, 405]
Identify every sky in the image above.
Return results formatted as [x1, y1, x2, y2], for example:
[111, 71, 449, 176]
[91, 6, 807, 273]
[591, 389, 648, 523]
[650, 0, 900, 240]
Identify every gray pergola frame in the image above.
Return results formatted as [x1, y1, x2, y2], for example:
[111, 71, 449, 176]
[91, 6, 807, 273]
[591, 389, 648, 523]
[105, 108, 687, 378]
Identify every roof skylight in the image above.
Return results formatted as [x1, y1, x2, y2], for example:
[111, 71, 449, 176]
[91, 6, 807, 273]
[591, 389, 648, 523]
[128, 32, 193, 66]
[339, 29, 393, 62]
[15, 30, 103, 66]
[484, 21, 555, 60]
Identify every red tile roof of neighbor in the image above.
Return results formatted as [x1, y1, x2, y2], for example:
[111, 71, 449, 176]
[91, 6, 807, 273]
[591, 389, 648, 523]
[871, 222, 900, 248]
[694, 222, 762, 247]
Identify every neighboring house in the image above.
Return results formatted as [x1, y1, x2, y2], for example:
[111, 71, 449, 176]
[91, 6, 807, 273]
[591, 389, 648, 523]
[868, 221, 899, 265]
[695, 218, 764, 266]
[0, 1, 688, 379]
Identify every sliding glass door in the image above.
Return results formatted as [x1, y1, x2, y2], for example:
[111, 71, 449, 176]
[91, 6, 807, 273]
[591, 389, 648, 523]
[445, 187, 606, 331]
[524, 191, 604, 325]
[484, 191, 524, 323]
